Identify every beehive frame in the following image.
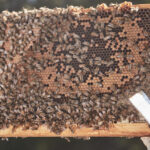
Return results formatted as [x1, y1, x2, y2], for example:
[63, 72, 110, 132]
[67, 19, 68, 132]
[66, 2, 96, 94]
[0, 2, 150, 137]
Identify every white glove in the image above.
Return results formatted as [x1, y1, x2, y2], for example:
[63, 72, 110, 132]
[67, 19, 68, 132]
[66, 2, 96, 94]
[141, 137, 150, 150]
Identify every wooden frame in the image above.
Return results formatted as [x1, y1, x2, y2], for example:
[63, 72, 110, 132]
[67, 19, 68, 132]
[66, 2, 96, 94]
[0, 123, 149, 137]
[0, 3, 150, 137]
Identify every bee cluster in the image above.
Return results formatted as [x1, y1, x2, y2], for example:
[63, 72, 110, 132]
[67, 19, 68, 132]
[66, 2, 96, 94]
[0, 2, 149, 134]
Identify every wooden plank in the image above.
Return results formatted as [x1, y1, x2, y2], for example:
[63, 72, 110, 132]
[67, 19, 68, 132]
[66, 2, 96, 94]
[0, 123, 150, 137]
[134, 4, 150, 8]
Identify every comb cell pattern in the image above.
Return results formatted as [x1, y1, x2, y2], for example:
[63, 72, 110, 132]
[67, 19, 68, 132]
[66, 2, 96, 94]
[0, 2, 150, 134]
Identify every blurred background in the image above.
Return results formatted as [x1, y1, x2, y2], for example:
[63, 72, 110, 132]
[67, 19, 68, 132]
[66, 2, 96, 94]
[0, 0, 149, 150]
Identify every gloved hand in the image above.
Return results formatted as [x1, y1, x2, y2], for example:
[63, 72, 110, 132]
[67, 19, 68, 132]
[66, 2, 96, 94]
[141, 137, 150, 150]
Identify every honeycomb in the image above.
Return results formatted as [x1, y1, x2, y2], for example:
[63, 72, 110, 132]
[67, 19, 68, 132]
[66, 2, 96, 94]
[0, 2, 150, 134]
